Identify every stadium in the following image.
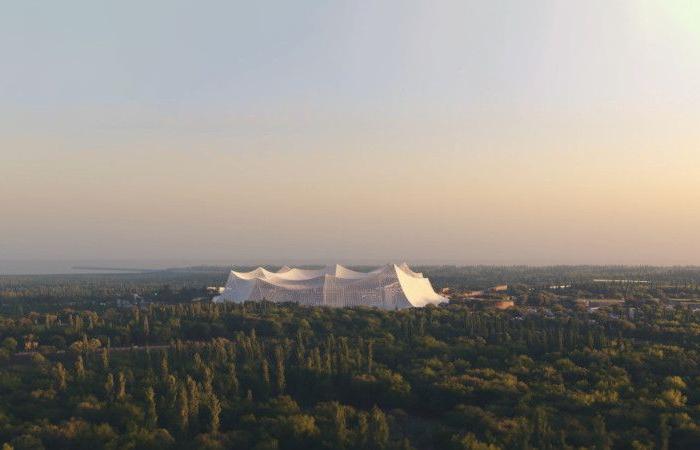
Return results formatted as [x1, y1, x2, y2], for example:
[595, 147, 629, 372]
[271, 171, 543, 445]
[214, 263, 447, 309]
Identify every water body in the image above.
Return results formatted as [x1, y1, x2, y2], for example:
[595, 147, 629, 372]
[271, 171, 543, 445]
[0, 260, 207, 275]
[0, 259, 456, 275]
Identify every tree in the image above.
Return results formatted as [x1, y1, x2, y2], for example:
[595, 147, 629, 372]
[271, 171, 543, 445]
[74, 356, 86, 380]
[145, 386, 158, 429]
[275, 346, 286, 394]
[533, 407, 551, 450]
[661, 389, 686, 408]
[54, 362, 68, 391]
[278, 414, 319, 446]
[367, 340, 374, 375]
[177, 385, 189, 432]
[116, 372, 127, 401]
[658, 414, 670, 450]
[101, 348, 109, 371]
[262, 357, 271, 388]
[186, 376, 200, 430]
[207, 393, 221, 434]
[663, 376, 686, 390]
[450, 433, 499, 450]
[226, 363, 239, 397]
[398, 438, 414, 450]
[10, 435, 44, 450]
[592, 415, 612, 450]
[368, 406, 389, 450]
[202, 366, 214, 398]
[332, 403, 348, 448]
[1, 337, 17, 354]
[160, 353, 169, 379]
[356, 412, 368, 449]
[104, 373, 114, 400]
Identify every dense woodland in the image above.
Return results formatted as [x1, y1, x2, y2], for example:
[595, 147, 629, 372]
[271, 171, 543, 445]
[0, 267, 699, 449]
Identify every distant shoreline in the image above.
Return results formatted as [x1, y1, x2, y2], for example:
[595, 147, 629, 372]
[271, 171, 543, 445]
[3, 260, 700, 276]
[71, 266, 157, 273]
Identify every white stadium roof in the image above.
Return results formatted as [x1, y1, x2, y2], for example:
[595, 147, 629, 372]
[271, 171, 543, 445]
[213, 263, 447, 309]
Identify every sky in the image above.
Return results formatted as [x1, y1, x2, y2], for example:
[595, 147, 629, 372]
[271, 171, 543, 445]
[1, 0, 700, 267]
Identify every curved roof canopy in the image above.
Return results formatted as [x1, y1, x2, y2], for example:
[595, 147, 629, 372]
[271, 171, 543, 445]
[213, 263, 447, 309]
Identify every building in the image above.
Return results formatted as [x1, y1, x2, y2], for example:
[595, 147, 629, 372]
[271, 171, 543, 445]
[493, 300, 515, 310]
[213, 263, 447, 309]
[488, 285, 508, 292]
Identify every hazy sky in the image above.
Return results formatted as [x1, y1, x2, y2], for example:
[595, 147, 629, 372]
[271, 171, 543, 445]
[2, 0, 700, 266]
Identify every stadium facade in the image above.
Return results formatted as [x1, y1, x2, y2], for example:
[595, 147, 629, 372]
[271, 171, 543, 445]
[213, 263, 447, 309]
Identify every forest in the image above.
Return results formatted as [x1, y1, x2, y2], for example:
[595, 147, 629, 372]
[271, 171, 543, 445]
[0, 266, 698, 449]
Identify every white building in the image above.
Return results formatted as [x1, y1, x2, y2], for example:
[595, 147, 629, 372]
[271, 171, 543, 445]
[213, 263, 447, 309]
